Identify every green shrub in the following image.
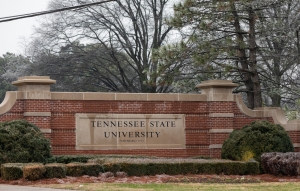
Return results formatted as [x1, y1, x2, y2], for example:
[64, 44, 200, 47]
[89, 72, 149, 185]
[261, 152, 300, 176]
[84, 163, 103, 176]
[164, 163, 181, 175]
[1, 163, 24, 180]
[44, 163, 66, 178]
[102, 158, 259, 176]
[120, 163, 147, 176]
[146, 163, 166, 175]
[0, 120, 52, 164]
[195, 161, 259, 175]
[23, 163, 46, 181]
[0, 159, 259, 181]
[102, 163, 121, 174]
[66, 163, 85, 177]
[221, 120, 294, 162]
[51, 155, 90, 164]
[118, 162, 194, 176]
[115, 160, 259, 176]
[179, 163, 198, 174]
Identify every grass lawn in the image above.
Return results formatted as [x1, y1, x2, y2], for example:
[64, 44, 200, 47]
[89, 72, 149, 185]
[37, 182, 300, 191]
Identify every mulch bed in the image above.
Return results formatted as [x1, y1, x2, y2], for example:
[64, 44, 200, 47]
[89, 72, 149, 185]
[0, 173, 300, 185]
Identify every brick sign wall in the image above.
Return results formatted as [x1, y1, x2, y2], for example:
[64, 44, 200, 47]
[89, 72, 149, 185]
[0, 76, 299, 158]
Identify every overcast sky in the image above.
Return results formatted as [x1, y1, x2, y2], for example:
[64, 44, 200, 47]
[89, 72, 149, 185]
[0, 0, 49, 56]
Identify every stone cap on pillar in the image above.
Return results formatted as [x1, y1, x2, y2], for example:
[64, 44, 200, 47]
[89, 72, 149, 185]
[195, 80, 238, 101]
[12, 76, 56, 86]
[12, 76, 56, 99]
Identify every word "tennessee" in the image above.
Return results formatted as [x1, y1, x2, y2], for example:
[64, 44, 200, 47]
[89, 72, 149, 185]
[91, 120, 176, 128]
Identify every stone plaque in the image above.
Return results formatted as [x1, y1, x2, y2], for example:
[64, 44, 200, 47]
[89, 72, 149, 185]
[76, 114, 186, 149]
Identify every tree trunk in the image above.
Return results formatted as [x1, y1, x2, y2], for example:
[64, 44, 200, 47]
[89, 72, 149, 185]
[248, 7, 262, 108]
[231, 2, 255, 109]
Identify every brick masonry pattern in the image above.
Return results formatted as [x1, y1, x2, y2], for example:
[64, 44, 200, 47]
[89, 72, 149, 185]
[0, 99, 286, 158]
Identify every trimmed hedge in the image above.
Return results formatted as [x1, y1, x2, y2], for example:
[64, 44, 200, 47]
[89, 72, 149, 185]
[221, 120, 294, 162]
[44, 163, 66, 178]
[84, 163, 103, 176]
[1, 163, 24, 180]
[120, 163, 148, 176]
[0, 158, 260, 181]
[23, 163, 46, 181]
[47, 155, 91, 164]
[102, 158, 260, 176]
[47, 154, 146, 164]
[66, 163, 86, 177]
[261, 152, 300, 176]
[102, 163, 121, 174]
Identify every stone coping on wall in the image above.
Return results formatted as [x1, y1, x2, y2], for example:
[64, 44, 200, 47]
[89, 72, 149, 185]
[0, 90, 297, 132]
[235, 96, 300, 134]
[0, 92, 17, 115]
[2, 76, 300, 134]
[234, 95, 286, 120]
[50, 92, 208, 101]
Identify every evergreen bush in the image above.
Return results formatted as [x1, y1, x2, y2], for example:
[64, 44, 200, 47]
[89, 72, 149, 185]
[0, 120, 52, 164]
[120, 163, 147, 176]
[66, 162, 85, 177]
[102, 163, 121, 174]
[23, 163, 46, 181]
[221, 120, 294, 162]
[1, 163, 24, 180]
[50, 155, 90, 164]
[0, 159, 260, 181]
[84, 163, 103, 176]
[44, 163, 66, 178]
[261, 152, 300, 176]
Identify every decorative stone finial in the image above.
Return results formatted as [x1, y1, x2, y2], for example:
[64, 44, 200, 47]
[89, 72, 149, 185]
[12, 76, 56, 99]
[12, 76, 56, 86]
[195, 80, 238, 101]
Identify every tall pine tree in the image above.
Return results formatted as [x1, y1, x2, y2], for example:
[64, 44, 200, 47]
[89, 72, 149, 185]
[169, 0, 290, 109]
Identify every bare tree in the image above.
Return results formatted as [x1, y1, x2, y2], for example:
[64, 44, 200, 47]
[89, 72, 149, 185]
[28, 0, 180, 93]
[257, 1, 300, 107]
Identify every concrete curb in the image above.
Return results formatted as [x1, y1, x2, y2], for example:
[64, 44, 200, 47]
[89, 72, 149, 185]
[0, 184, 73, 191]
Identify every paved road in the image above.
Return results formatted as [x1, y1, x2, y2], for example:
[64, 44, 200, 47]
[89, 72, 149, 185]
[0, 185, 75, 191]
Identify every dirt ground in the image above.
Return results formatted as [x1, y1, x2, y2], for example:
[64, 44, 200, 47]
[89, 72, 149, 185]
[0, 173, 300, 186]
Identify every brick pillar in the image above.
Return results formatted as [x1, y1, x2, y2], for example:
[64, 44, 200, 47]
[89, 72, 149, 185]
[12, 76, 56, 138]
[196, 80, 238, 158]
